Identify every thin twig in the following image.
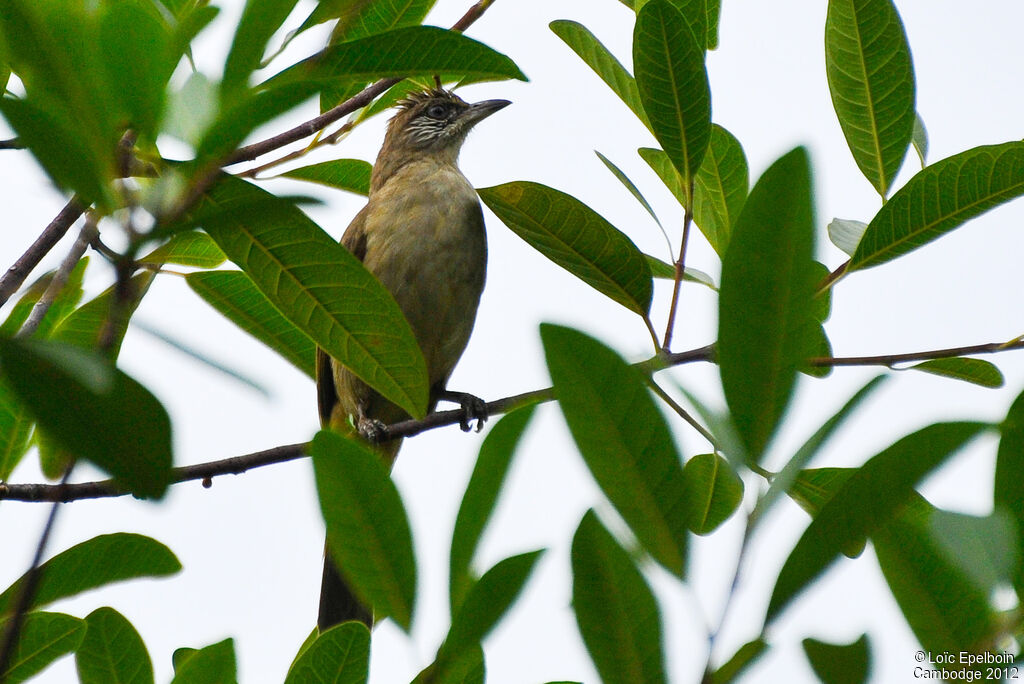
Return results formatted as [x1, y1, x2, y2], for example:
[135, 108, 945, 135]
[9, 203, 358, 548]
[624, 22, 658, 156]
[817, 259, 849, 295]
[0, 196, 85, 309]
[809, 337, 1024, 367]
[662, 201, 694, 350]
[0, 137, 22, 150]
[17, 218, 98, 338]
[647, 379, 717, 449]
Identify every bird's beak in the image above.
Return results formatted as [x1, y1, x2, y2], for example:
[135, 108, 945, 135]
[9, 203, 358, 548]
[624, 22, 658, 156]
[463, 99, 512, 127]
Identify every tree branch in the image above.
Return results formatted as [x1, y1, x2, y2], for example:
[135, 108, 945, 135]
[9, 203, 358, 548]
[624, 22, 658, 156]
[0, 196, 85, 309]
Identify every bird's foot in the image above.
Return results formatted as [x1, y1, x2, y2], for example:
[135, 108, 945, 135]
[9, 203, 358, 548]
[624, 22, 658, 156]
[438, 390, 488, 432]
[356, 416, 389, 443]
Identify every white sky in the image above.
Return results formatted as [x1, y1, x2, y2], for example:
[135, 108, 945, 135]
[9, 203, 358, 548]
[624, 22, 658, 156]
[3, 1, 1024, 682]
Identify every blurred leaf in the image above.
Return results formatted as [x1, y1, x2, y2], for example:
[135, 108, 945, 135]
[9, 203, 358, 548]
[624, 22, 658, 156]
[693, 125, 748, 256]
[0, 612, 85, 684]
[187, 270, 316, 379]
[645, 255, 716, 290]
[767, 421, 988, 624]
[283, 622, 369, 684]
[709, 637, 767, 684]
[802, 634, 870, 684]
[912, 112, 928, 167]
[681, 453, 743, 535]
[0, 338, 172, 498]
[169, 638, 236, 684]
[450, 405, 536, 615]
[441, 551, 544, 660]
[311, 430, 417, 631]
[929, 508, 1017, 595]
[827, 218, 868, 256]
[50, 271, 155, 357]
[0, 380, 33, 481]
[718, 147, 817, 460]
[542, 324, 687, 576]
[76, 607, 154, 684]
[549, 20, 649, 128]
[595, 151, 663, 231]
[907, 358, 1004, 388]
[222, 0, 300, 97]
[0, 533, 181, 616]
[995, 387, 1024, 594]
[194, 175, 427, 418]
[849, 142, 1024, 271]
[752, 376, 887, 527]
[480, 182, 653, 316]
[571, 511, 666, 684]
[414, 646, 484, 684]
[281, 159, 372, 196]
[140, 231, 227, 268]
[825, 0, 915, 197]
[633, 0, 711, 202]
[0, 256, 88, 339]
[164, 72, 219, 147]
[294, 0, 436, 44]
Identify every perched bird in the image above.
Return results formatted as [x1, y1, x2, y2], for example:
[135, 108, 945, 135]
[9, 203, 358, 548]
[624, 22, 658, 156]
[316, 87, 510, 630]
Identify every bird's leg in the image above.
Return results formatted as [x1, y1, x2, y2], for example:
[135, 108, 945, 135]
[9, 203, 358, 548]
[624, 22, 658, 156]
[436, 388, 488, 432]
[354, 403, 389, 444]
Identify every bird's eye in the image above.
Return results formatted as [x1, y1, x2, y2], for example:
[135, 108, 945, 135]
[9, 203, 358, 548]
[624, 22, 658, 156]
[426, 104, 448, 119]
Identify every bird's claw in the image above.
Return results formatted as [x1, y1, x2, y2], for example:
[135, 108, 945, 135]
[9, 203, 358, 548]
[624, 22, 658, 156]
[357, 417, 388, 443]
[439, 390, 488, 432]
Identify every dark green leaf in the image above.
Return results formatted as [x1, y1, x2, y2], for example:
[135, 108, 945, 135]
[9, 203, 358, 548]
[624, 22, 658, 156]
[311, 430, 417, 631]
[76, 607, 154, 684]
[645, 256, 716, 289]
[284, 622, 370, 684]
[480, 182, 653, 316]
[413, 646, 484, 684]
[718, 147, 817, 460]
[222, 0, 300, 96]
[549, 20, 649, 128]
[187, 270, 316, 379]
[0, 612, 85, 684]
[681, 453, 743, 535]
[802, 634, 870, 684]
[542, 324, 687, 575]
[0, 339, 173, 498]
[595, 151, 663, 231]
[709, 637, 767, 684]
[907, 358, 1004, 388]
[849, 142, 1024, 271]
[633, 0, 711, 202]
[638, 146, 687, 206]
[194, 175, 427, 417]
[912, 113, 928, 167]
[995, 387, 1024, 594]
[450, 406, 536, 615]
[0, 379, 33, 481]
[0, 533, 181, 616]
[767, 421, 988, 623]
[571, 511, 666, 684]
[281, 159, 372, 196]
[693, 125, 748, 256]
[826, 0, 915, 197]
[169, 638, 236, 684]
[140, 231, 227, 268]
[294, 0, 436, 44]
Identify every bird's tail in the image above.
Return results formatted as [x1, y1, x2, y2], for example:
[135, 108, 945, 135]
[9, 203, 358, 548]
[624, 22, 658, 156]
[318, 542, 371, 630]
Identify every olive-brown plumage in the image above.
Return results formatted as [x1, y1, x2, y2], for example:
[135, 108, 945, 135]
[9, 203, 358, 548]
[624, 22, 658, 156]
[316, 88, 509, 630]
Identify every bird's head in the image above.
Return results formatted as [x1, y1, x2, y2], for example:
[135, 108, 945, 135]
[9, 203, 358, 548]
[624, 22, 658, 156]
[384, 87, 511, 154]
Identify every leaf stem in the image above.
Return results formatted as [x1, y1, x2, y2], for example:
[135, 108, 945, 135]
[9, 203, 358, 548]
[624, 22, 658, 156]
[662, 199, 694, 350]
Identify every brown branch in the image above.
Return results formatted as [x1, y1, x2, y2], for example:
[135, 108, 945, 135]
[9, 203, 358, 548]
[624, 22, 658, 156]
[0, 137, 23, 150]
[225, 0, 500, 167]
[0, 196, 86, 309]
[662, 194, 694, 351]
[18, 218, 98, 338]
[809, 338, 1024, 367]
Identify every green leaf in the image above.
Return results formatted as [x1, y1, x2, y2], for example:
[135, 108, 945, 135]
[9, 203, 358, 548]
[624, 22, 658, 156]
[284, 622, 370, 684]
[449, 406, 536, 615]
[571, 511, 666, 684]
[295, 0, 436, 44]
[681, 453, 743, 535]
[0, 533, 181, 616]
[645, 256, 716, 290]
[718, 147, 818, 460]
[222, 0, 300, 96]
[542, 324, 687, 576]
[752, 376, 887, 527]
[311, 430, 417, 631]
[479, 182, 653, 317]
[268, 26, 526, 90]
[0, 612, 86, 684]
[766, 421, 988, 624]
[413, 646, 484, 684]
[928, 508, 1018, 596]
[825, 0, 915, 197]
[549, 20, 648, 128]
[281, 159, 372, 196]
[442, 551, 544, 659]
[709, 637, 767, 684]
[693, 125, 748, 255]
[633, 0, 711, 203]
[0, 379, 33, 481]
[194, 175, 427, 418]
[0, 339, 173, 498]
[50, 271, 155, 357]
[595, 151, 664, 232]
[186, 270, 316, 379]
[169, 638, 236, 684]
[849, 142, 1024, 271]
[912, 112, 928, 167]
[995, 387, 1024, 594]
[802, 634, 870, 684]
[76, 607, 154, 684]
[0, 254, 87, 340]
[826, 218, 868, 256]
[140, 231, 227, 268]
[907, 358, 1004, 388]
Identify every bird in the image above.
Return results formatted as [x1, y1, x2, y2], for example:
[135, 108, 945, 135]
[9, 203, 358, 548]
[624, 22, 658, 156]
[315, 86, 510, 631]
